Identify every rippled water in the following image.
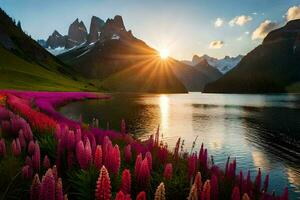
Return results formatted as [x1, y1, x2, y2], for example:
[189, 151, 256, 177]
[59, 93, 300, 198]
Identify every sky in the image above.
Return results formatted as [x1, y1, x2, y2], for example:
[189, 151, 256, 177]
[1, 0, 300, 60]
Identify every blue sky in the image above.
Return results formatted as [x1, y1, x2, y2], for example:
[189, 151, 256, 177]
[1, 0, 300, 59]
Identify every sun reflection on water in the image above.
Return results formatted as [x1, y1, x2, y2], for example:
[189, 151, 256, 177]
[159, 95, 169, 137]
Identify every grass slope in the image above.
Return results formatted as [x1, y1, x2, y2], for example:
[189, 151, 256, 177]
[0, 47, 96, 91]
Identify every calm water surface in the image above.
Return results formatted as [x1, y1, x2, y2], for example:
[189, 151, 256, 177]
[59, 93, 300, 199]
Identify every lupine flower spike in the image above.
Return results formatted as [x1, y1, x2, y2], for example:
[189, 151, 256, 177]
[95, 166, 111, 200]
[154, 182, 166, 200]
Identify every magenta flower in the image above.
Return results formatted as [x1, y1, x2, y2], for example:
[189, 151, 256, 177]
[67, 130, 75, 151]
[145, 151, 152, 171]
[263, 174, 269, 192]
[76, 140, 87, 169]
[95, 166, 111, 200]
[18, 130, 26, 149]
[28, 140, 35, 155]
[211, 174, 218, 200]
[11, 138, 21, 156]
[84, 138, 92, 167]
[121, 169, 131, 195]
[39, 169, 55, 200]
[32, 142, 40, 172]
[30, 174, 41, 200]
[124, 144, 131, 164]
[174, 137, 181, 160]
[134, 153, 142, 177]
[231, 186, 240, 200]
[255, 168, 262, 192]
[188, 153, 197, 180]
[43, 155, 51, 169]
[136, 191, 146, 200]
[163, 163, 173, 180]
[137, 158, 150, 190]
[56, 178, 64, 200]
[94, 145, 103, 169]
[22, 165, 33, 179]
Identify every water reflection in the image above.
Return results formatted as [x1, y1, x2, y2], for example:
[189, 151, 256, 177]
[59, 92, 300, 198]
[159, 95, 169, 136]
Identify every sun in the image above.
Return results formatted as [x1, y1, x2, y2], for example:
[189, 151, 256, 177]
[159, 48, 170, 59]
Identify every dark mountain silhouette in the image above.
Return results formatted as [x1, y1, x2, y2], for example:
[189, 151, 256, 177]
[88, 16, 105, 43]
[58, 15, 218, 92]
[204, 19, 300, 93]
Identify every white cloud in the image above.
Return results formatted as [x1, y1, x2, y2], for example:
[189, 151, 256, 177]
[214, 18, 224, 27]
[252, 20, 279, 40]
[237, 36, 243, 41]
[229, 15, 252, 26]
[209, 40, 224, 49]
[286, 5, 300, 21]
[245, 31, 250, 35]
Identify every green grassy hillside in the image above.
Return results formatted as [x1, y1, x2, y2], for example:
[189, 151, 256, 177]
[0, 47, 96, 91]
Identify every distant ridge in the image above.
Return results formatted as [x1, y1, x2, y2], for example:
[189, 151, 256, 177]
[204, 19, 300, 93]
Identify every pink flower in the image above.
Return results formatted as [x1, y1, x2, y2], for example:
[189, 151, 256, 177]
[231, 186, 240, 200]
[32, 142, 40, 172]
[95, 166, 111, 200]
[188, 153, 197, 180]
[76, 140, 87, 169]
[137, 158, 150, 190]
[67, 130, 75, 151]
[11, 138, 21, 156]
[174, 137, 181, 160]
[124, 144, 131, 164]
[281, 187, 288, 200]
[121, 169, 131, 194]
[136, 191, 146, 200]
[94, 145, 103, 169]
[43, 155, 51, 169]
[30, 174, 41, 200]
[39, 169, 55, 200]
[115, 191, 131, 200]
[145, 151, 152, 171]
[201, 180, 211, 200]
[263, 174, 269, 192]
[134, 153, 142, 177]
[28, 140, 35, 155]
[56, 178, 64, 200]
[211, 174, 218, 200]
[18, 130, 26, 149]
[84, 138, 92, 167]
[22, 165, 33, 179]
[163, 163, 173, 180]
[255, 168, 261, 192]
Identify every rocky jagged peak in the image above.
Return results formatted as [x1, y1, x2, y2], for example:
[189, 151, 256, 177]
[67, 18, 88, 48]
[52, 30, 62, 37]
[100, 15, 133, 41]
[46, 30, 66, 49]
[88, 16, 105, 43]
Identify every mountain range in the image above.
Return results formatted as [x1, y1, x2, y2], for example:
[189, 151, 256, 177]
[0, 8, 96, 91]
[182, 54, 243, 74]
[204, 19, 300, 93]
[39, 15, 222, 92]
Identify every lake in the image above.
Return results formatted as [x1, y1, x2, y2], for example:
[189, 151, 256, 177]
[59, 92, 300, 198]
